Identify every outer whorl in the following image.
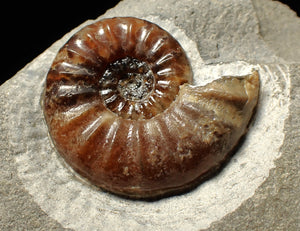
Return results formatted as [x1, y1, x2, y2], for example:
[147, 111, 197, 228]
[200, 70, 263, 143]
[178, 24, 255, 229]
[42, 17, 260, 199]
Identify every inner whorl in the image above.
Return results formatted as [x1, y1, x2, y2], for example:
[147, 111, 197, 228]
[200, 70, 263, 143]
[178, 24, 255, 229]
[99, 57, 156, 119]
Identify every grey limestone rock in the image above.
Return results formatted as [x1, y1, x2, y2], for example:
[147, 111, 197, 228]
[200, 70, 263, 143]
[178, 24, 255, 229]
[1, 0, 299, 230]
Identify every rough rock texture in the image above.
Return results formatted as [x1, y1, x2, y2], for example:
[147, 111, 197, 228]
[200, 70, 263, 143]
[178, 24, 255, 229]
[1, 0, 299, 230]
[209, 64, 300, 231]
[252, 0, 300, 63]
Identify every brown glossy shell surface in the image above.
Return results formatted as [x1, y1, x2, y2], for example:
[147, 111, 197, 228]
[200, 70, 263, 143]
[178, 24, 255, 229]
[43, 17, 259, 198]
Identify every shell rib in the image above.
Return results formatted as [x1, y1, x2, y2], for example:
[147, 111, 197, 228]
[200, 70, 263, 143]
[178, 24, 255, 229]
[42, 17, 260, 199]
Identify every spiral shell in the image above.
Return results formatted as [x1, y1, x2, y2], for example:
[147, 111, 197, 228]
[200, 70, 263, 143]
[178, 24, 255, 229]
[43, 17, 259, 198]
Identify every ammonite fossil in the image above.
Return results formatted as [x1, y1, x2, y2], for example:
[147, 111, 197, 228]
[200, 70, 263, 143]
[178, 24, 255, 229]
[42, 17, 259, 199]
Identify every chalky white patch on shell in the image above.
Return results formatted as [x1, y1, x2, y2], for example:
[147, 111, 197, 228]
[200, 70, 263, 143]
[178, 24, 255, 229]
[11, 16, 290, 231]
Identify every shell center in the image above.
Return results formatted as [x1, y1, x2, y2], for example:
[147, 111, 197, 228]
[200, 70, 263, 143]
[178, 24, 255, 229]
[101, 57, 155, 102]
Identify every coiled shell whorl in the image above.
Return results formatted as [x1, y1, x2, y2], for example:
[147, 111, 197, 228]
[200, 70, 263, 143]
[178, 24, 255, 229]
[43, 17, 260, 199]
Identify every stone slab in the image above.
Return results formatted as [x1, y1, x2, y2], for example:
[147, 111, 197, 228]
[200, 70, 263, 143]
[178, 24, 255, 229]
[1, 0, 299, 230]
